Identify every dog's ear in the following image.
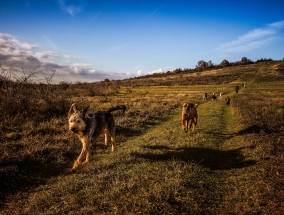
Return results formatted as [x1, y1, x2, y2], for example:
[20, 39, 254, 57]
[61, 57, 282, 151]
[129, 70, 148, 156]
[182, 103, 188, 107]
[68, 103, 78, 116]
[82, 106, 89, 116]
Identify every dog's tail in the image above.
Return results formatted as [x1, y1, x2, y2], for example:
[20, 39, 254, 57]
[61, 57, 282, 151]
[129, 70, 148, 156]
[107, 105, 126, 114]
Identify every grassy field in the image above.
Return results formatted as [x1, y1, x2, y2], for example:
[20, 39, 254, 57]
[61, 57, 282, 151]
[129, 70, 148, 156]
[0, 63, 283, 214]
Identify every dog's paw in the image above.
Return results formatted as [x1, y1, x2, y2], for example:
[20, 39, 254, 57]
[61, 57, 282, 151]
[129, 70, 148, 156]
[70, 168, 77, 173]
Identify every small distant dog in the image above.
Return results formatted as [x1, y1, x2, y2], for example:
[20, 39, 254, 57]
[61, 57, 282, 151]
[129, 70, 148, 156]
[182, 103, 198, 133]
[211, 93, 217, 101]
[203, 93, 208, 100]
[68, 103, 126, 172]
[235, 85, 240, 93]
[225, 97, 230, 105]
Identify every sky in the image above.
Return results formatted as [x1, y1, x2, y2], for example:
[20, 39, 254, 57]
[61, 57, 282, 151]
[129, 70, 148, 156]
[0, 0, 284, 83]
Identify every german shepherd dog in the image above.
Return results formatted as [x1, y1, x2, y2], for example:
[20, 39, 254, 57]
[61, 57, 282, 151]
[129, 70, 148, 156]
[68, 103, 126, 172]
[182, 103, 198, 133]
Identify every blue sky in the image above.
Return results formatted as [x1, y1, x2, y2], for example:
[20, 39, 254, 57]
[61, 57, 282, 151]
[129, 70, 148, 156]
[0, 0, 284, 82]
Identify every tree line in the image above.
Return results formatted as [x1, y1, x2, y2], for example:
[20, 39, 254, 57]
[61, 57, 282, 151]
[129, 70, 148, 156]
[137, 57, 278, 79]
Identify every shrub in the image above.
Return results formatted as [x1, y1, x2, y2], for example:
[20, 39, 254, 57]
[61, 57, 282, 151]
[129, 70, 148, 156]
[0, 67, 72, 128]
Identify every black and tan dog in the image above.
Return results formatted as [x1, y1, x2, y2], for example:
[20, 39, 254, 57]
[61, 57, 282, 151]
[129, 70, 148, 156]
[211, 92, 217, 101]
[182, 103, 198, 133]
[68, 103, 126, 172]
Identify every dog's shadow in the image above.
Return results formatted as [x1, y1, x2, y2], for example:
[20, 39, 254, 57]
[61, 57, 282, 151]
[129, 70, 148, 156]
[116, 126, 143, 137]
[132, 145, 257, 170]
[235, 125, 275, 135]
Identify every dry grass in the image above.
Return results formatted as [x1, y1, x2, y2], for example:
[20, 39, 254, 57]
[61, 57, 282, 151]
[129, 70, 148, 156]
[120, 61, 284, 86]
[226, 82, 284, 213]
[0, 64, 283, 214]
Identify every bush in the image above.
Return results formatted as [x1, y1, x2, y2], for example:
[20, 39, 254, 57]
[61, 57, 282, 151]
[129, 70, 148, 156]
[0, 68, 72, 129]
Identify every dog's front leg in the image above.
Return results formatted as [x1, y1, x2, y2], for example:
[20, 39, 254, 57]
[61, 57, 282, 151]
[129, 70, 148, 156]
[191, 118, 197, 132]
[191, 121, 195, 132]
[182, 119, 187, 133]
[186, 120, 190, 133]
[82, 139, 91, 165]
[70, 138, 89, 172]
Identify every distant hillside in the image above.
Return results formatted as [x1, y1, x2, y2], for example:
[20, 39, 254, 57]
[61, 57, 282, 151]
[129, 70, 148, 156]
[116, 61, 284, 86]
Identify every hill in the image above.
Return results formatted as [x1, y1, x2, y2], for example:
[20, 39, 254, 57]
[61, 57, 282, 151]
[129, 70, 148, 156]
[116, 61, 284, 86]
[0, 60, 283, 214]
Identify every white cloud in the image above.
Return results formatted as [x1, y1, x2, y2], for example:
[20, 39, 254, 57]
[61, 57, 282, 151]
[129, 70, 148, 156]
[136, 69, 142, 76]
[150, 68, 163, 74]
[133, 65, 165, 77]
[69, 63, 96, 75]
[0, 33, 37, 55]
[0, 33, 128, 83]
[34, 51, 73, 64]
[268, 20, 284, 29]
[215, 20, 284, 53]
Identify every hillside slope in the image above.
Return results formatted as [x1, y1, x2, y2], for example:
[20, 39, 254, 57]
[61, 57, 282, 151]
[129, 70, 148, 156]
[1, 82, 283, 214]
[0, 61, 283, 214]
[118, 61, 284, 86]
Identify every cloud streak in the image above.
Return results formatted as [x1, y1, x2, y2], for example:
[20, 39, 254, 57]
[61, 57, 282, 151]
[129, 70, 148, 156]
[59, 0, 82, 17]
[215, 20, 284, 53]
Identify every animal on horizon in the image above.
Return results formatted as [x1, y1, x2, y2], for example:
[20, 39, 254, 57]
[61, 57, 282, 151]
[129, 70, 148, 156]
[203, 93, 208, 100]
[182, 103, 198, 133]
[211, 92, 217, 101]
[68, 103, 126, 172]
[235, 85, 240, 93]
[225, 97, 231, 105]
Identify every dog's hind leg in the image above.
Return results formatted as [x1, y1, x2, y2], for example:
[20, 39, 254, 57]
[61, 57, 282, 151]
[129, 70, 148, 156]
[108, 128, 116, 152]
[110, 135, 115, 152]
[104, 129, 109, 145]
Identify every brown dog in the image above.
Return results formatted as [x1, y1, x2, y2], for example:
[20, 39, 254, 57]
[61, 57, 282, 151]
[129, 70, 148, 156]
[203, 93, 208, 100]
[182, 103, 198, 133]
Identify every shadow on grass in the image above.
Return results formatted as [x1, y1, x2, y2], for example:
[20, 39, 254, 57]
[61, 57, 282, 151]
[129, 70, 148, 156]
[236, 125, 275, 135]
[203, 124, 275, 146]
[116, 126, 143, 137]
[0, 148, 76, 208]
[133, 145, 256, 171]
